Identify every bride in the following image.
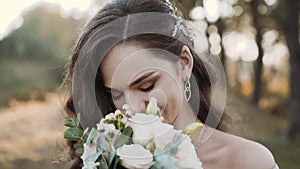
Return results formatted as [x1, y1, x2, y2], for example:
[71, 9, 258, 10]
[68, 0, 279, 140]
[63, 0, 278, 168]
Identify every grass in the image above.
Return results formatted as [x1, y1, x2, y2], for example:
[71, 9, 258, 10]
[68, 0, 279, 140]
[227, 92, 300, 169]
[0, 59, 61, 107]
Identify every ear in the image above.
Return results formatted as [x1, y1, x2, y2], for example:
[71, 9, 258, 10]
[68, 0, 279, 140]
[179, 45, 194, 81]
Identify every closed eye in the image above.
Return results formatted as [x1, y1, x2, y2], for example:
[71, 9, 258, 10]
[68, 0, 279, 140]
[138, 82, 155, 92]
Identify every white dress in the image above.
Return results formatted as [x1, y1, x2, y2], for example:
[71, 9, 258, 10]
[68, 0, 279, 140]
[273, 164, 279, 169]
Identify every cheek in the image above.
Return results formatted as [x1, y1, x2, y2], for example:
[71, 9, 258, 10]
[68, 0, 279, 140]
[158, 83, 183, 123]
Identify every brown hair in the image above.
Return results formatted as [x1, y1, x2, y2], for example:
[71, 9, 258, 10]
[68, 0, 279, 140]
[62, 0, 230, 168]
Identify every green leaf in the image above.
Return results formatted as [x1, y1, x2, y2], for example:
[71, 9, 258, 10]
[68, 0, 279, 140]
[114, 134, 130, 148]
[76, 113, 81, 126]
[75, 147, 84, 156]
[109, 152, 115, 166]
[113, 155, 120, 169]
[153, 150, 178, 169]
[122, 126, 133, 137]
[99, 154, 109, 169]
[86, 128, 98, 144]
[115, 126, 133, 147]
[83, 127, 89, 135]
[163, 135, 183, 156]
[64, 118, 77, 127]
[64, 128, 83, 141]
[97, 133, 109, 150]
[85, 151, 102, 163]
[74, 143, 83, 149]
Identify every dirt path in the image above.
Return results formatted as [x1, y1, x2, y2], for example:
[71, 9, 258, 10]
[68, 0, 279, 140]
[0, 93, 67, 168]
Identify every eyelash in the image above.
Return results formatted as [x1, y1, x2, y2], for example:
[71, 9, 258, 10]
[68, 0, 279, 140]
[139, 82, 155, 92]
[111, 82, 156, 100]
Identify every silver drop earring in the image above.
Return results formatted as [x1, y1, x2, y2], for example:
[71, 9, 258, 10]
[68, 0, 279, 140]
[185, 80, 191, 101]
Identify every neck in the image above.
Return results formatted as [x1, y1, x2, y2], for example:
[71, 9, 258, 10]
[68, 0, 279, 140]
[172, 101, 199, 130]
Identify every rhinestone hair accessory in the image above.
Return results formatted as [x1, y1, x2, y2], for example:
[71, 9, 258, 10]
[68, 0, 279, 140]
[164, 0, 194, 41]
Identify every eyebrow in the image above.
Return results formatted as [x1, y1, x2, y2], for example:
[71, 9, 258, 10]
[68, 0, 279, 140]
[129, 71, 156, 88]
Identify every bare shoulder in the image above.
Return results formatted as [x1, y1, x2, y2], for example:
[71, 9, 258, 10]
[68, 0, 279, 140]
[221, 131, 276, 169]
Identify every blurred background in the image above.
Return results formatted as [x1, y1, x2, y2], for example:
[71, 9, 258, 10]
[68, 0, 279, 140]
[0, 0, 299, 168]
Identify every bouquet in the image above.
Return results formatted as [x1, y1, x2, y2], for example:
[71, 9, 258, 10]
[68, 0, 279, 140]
[64, 97, 203, 169]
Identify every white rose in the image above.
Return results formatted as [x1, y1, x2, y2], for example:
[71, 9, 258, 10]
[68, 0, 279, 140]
[173, 134, 203, 169]
[153, 123, 203, 169]
[116, 144, 154, 169]
[130, 113, 160, 146]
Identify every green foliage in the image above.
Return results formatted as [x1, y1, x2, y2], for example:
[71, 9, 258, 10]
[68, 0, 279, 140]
[0, 6, 82, 107]
[64, 118, 77, 127]
[86, 128, 98, 144]
[114, 127, 133, 148]
[75, 147, 84, 157]
[152, 149, 178, 169]
[229, 92, 300, 169]
[64, 127, 83, 141]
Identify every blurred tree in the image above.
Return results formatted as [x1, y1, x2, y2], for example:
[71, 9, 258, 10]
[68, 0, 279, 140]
[177, 0, 197, 19]
[0, 6, 82, 106]
[216, 19, 226, 71]
[275, 0, 300, 140]
[249, 0, 264, 105]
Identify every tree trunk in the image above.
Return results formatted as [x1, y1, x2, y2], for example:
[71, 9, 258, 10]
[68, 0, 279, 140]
[249, 0, 264, 105]
[216, 19, 226, 71]
[280, 0, 300, 140]
[177, 0, 197, 19]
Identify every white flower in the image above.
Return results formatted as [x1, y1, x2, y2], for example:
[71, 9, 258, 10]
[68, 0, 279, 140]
[97, 122, 116, 133]
[81, 143, 97, 161]
[130, 113, 160, 146]
[173, 134, 203, 169]
[144, 97, 160, 115]
[105, 112, 115, 120]
[114, 110, 122, 118]
[116, 144, 154, 169]
[152, 123, 180, 150]
[152, 123, 203, 169]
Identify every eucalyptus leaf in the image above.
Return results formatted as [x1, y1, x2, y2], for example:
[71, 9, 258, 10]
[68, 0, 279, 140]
[109, 152, 115, 166]
[86, 128, 98, 144]
[97, 132, 109, 150]
[74, 143, 83, 149]
[113, 155, 120, 169]
[164, 135, 183, 156]
[64, 127, 83, 141]
[114, 134, 130, 148]
[153, 153, 178, 169]
[75, 147, 84, 157]
[99, 154, 109, 169]
[76, 113, 81, 126]
[85, 151, 102, 163]
[83, 127, 90, 135]
[64, 118, 77, 127]
[122, 126, 133, 137]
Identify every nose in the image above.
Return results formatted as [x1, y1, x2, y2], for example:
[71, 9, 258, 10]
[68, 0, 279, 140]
[124, 91, 148, 113]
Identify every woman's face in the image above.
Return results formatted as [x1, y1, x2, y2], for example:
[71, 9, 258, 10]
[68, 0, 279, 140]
[100, 42, 194, 125]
